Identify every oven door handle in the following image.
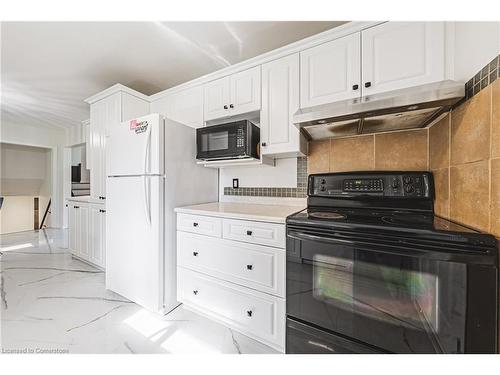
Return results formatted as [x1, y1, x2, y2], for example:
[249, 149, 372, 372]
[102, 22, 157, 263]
[287, 230, 460, 262]
[288, 231, 356, 246]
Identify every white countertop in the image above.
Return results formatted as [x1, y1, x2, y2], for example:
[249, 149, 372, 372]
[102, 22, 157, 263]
[174, 202, 305, 223]
[66, 196, 104, 204]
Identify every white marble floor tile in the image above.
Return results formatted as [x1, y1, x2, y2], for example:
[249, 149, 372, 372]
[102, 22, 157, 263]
[0, 229, 279, 354]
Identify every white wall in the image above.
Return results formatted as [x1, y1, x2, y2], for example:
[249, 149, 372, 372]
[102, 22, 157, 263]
[0, 196, 36, 234]
[0, 122, 66, 228]
[452, 22, 500, 82]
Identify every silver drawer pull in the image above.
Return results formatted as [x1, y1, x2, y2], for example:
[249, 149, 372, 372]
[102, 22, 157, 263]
[247, 310, 253, 317]
[193, 222, 199, 227]
[193, 251, 199, 256]
[246, 264, 253, 270]
[193, 290, 198, 295]
[246, 230, 253, 236]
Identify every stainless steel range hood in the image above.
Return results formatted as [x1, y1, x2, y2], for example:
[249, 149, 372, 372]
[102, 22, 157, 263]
[293, 80, 465, 140]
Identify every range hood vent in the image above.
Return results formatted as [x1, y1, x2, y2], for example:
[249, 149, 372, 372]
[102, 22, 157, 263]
[293, 81, 465, 141]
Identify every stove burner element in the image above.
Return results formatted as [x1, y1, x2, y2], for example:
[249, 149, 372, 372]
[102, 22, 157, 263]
[309, 212, 346, 220]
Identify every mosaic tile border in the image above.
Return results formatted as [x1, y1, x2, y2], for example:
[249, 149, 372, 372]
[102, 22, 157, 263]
[464, 54, 499, 100]
[224, 157, 308, 198]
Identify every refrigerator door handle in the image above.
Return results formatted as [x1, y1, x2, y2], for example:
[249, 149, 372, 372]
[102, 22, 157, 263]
[143, 176, 151, 226]
[143, 125, 152, 175]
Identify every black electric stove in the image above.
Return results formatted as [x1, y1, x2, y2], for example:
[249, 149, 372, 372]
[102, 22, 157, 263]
[285, 171, 498, 354]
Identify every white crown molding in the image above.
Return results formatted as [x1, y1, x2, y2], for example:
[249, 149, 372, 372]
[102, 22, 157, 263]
[84, 83, 150, 104]
[149, 21, 385, 102]
[84, 22, 386, 105]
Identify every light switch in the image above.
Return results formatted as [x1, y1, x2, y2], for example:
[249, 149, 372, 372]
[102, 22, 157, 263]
[232, 178, 239, 189]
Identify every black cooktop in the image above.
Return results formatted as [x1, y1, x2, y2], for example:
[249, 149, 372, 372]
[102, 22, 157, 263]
[287, 171, 498, 250]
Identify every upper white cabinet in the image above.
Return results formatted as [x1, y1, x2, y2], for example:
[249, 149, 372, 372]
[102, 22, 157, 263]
[164, 86, 204, 128]
[361, 22, 445, 95]
[88, 90, 149, 200]
[204, 76, 231, 121]
[204, 66, 261, 122]
[300, 33, 361, 108]
[261, 53, 306, 157]
[300, 22, 446, 108]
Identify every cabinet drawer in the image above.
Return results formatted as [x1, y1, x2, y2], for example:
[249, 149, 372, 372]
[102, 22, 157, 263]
[177, 213, 222, 238]
[177, 267, 285, 351]
[223, 218, 285, 248]
[177, 232, 285, 297]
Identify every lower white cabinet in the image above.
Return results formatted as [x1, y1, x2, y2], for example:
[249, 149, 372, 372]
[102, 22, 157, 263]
[177, 213, 286, 352]
[178, 267, 285, 352]
[68, 200, 106, 268]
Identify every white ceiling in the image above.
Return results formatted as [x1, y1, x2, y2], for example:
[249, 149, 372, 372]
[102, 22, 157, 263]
[1, 21, 346, 130]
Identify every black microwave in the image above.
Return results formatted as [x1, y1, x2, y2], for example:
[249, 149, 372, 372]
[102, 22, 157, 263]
[196, 120, 260, 161]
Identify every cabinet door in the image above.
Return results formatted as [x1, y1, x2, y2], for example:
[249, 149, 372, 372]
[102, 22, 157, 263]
[169, 86, 204, 128]
[229, 66, 261, 116]
[89, 206, 105, 267]
[68, 204, 77, 254]
[300, 33, 361, 108]
[100, 208, 106, 268]
[261, 53, 304, 156]
[78, 205, 90, 260]
[361, 22, 445, 95]
[204, 76, 230, 121]
[89, 101, 105, 199]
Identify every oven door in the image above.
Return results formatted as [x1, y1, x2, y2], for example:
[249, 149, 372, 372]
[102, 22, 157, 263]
[196, 122, 247, 160]
[286, 227, 498, 354]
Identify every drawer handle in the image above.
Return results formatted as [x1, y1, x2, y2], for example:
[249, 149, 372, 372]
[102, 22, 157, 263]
[246, 230, 253, 236]
[246, 264, 253, 270]
[247, 310, 253, 317]
[193, 290, 198, 295]
[193, 222, 199, 227]
[193, 251, 199, 256]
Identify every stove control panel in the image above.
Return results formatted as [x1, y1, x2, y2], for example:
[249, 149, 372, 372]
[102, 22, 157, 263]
[343, 179, 383, 192]
[309, 172, 433, 199]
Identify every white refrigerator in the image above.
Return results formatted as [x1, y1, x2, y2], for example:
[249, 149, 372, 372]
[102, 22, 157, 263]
[106, 113, 218, 313]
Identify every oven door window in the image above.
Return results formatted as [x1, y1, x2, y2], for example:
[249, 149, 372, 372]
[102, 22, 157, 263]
[313, 254, 439, 332]
[286, 238, 467, 353]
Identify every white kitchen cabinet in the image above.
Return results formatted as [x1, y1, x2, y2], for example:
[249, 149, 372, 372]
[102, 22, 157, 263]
[89, 91, 149, 200]
[261, 53, 307, 157]
[178, 267, 285, 352]
[204, 66, 261, 122]
[89, 205, 106, 268]
[67, 200, 106, 269]
[229, 66, 261, 117]
[361, 22, 445, 95]
[165, 86, 204, 128]
[68, 202, 78, 254]
[78, 205, 90, 259]
[204, 76, 231, 121]
[176, 213, 286, 352]
[300, 33, 361, 108]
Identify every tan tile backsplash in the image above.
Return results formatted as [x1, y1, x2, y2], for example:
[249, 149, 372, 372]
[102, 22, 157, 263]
[307, 79, 500, 237]
[449, 161, 490, 232]
[450, 86, 491, 165]
[375, 130, 428, 171]
[330, 135, 375, 172]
